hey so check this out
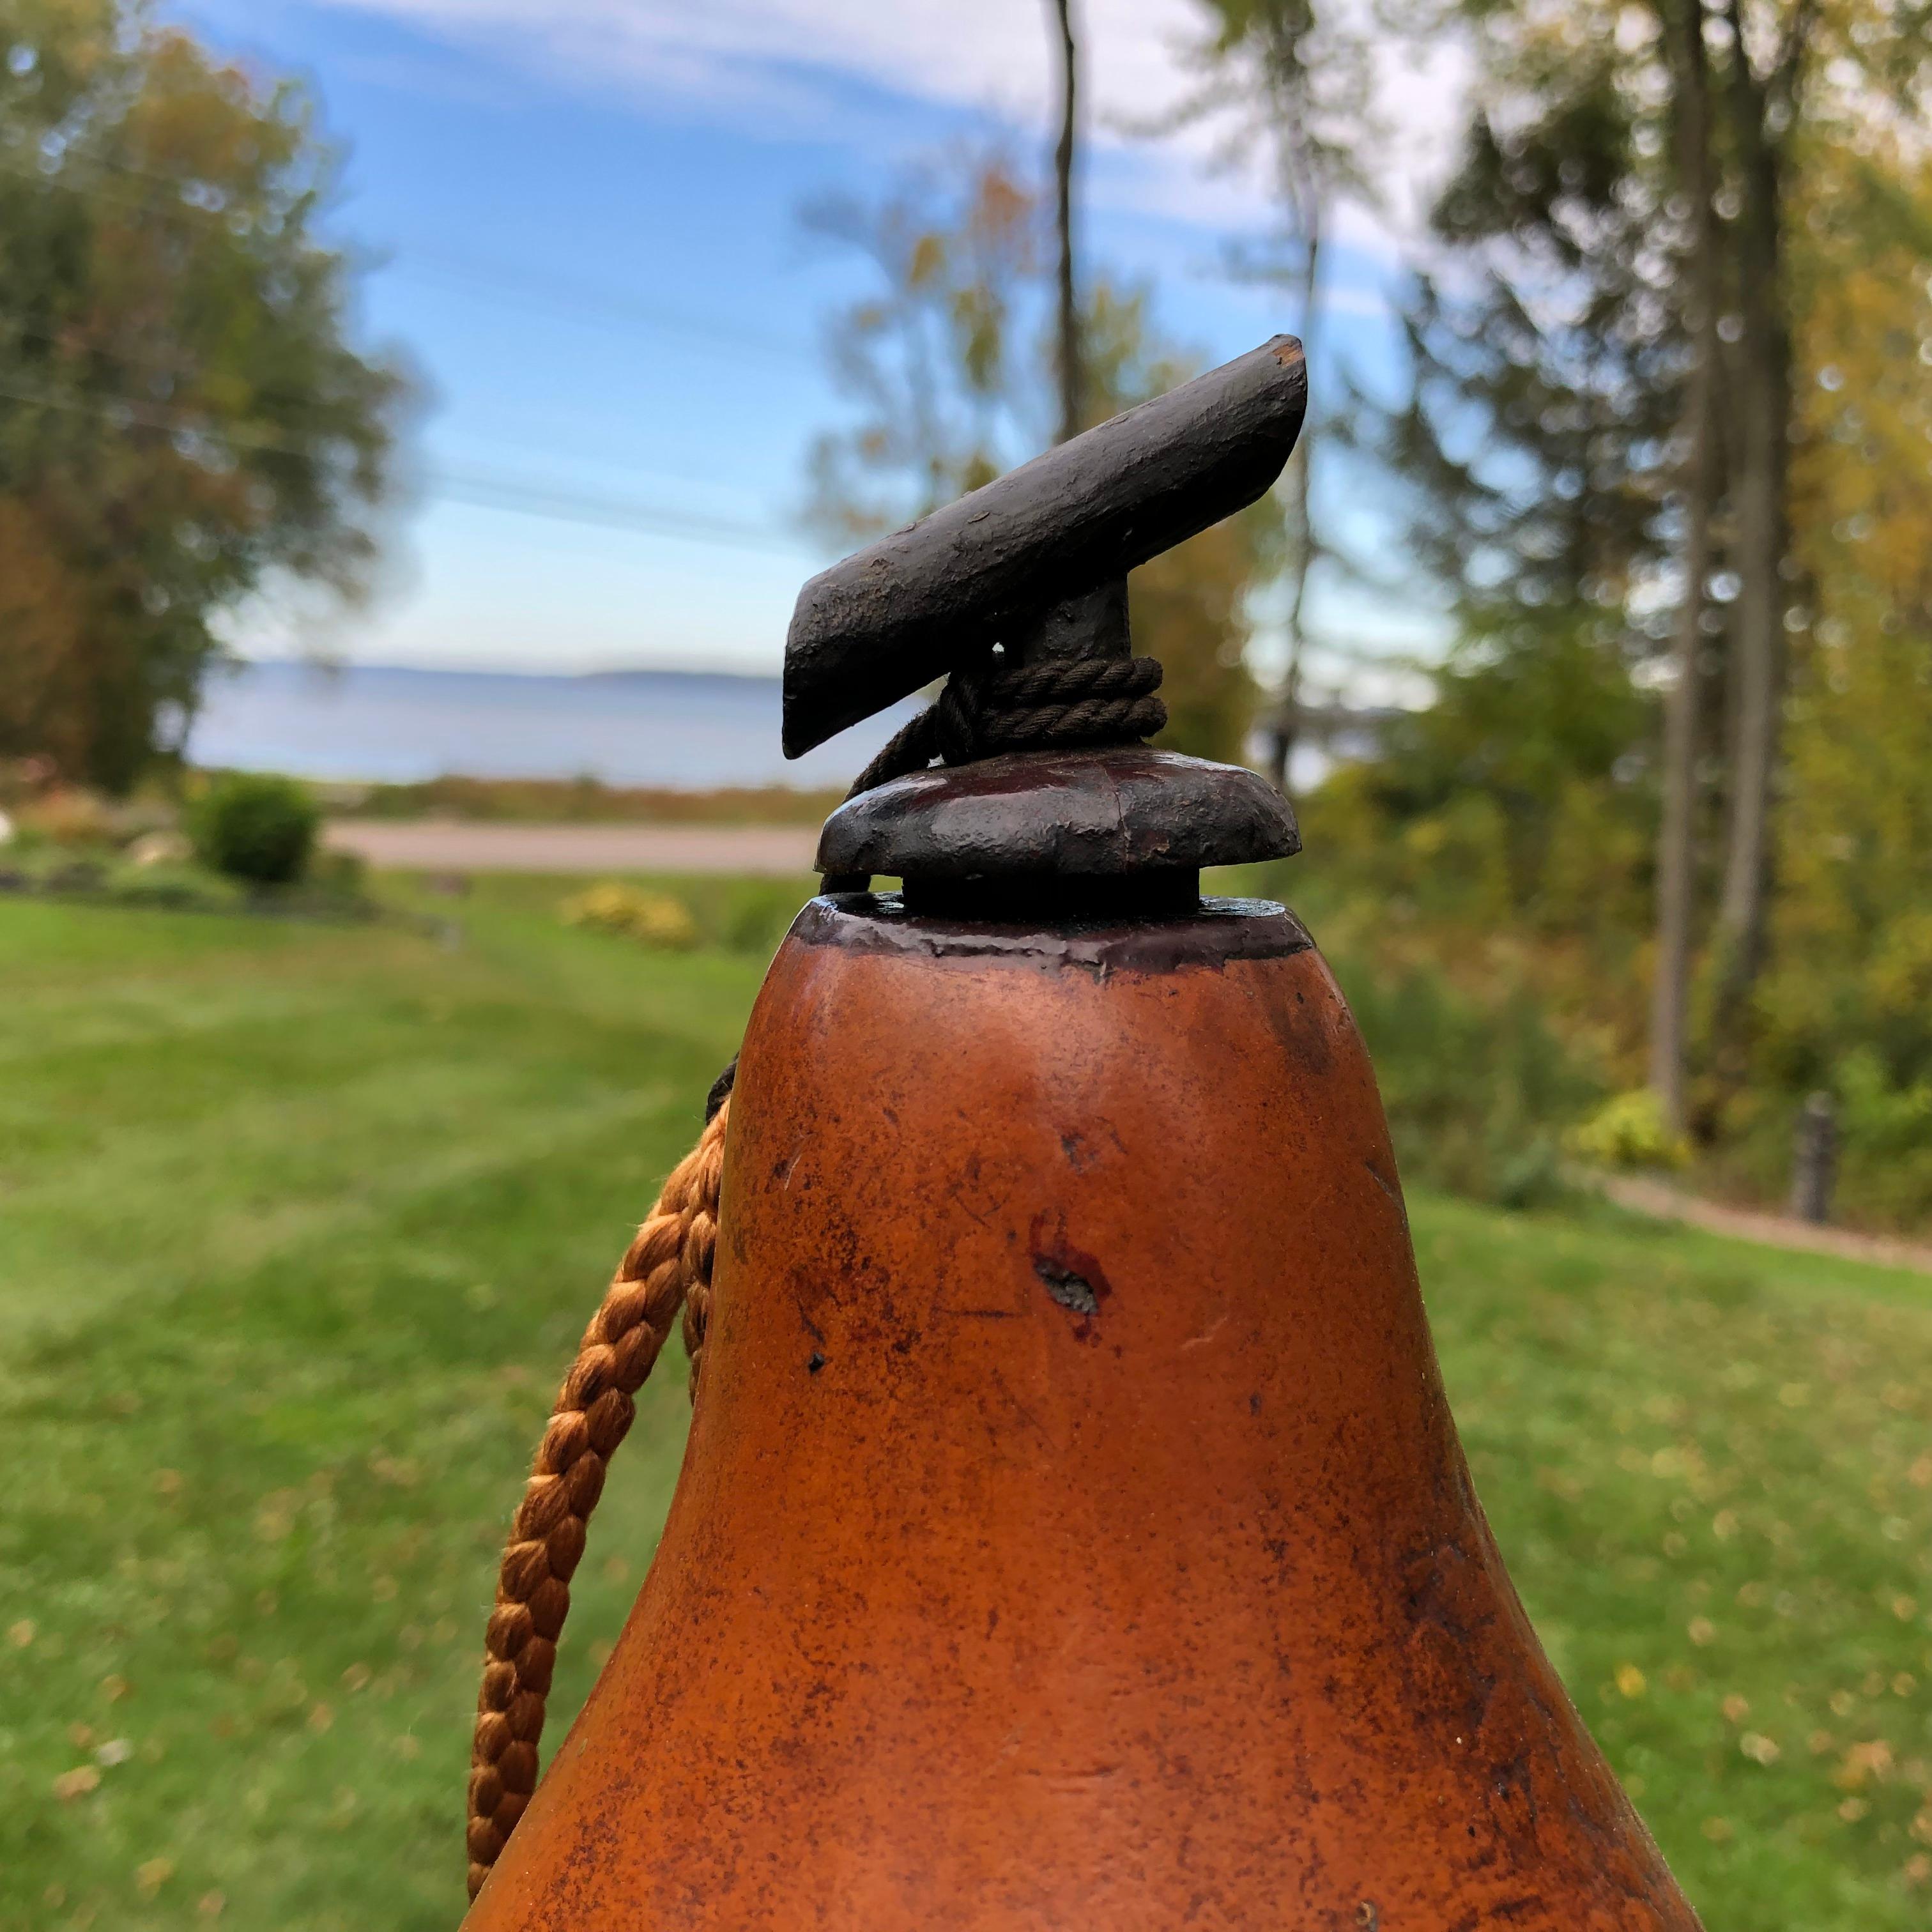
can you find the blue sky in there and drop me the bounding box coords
[170,0,1461,686]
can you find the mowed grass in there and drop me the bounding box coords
[0,882,1928,1930]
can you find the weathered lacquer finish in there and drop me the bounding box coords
[466,894,1701,1931]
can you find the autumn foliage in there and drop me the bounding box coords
[0,0,408,792]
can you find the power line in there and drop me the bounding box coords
[393,247,813,365]
[0,151,815,365]
[0,146,822,548]
[0,371,804,553]
[0,369,307,454]
[0,312,753,496]
[428,466,806,555]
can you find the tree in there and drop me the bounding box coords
[1047,0,1082,444]
[1372,15,1683,619]
[801,155,1042,549]
[1703,0,1807,1004]
[1365,0,1932,1111]
[802,153,1262,763]
[1750,113,1932,1224]
[1650,0,1724,1133]
[0,0,410,792]
[1677,0,1920,1006]
[1321,603,1653,934]
[1083,280,1266,764]
[1338,0,1932,1218]
[1177,0,1377,796]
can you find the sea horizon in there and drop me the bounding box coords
[187,658,921,792]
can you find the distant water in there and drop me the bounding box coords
[187,660,922,791]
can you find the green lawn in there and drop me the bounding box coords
[1,882,1928,1929]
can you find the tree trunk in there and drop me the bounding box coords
[1272,225,1322,801]
[1712,0,1798,1009]
[1650,0,1722,1135]
[1048,0,1082,444]
[1715,329,1786,999]
[1260,717,1291,793]
[1789,1091,1838,1223]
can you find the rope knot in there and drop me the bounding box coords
[847,647,1167,800]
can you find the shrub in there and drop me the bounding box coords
[1832,1050,1932,1229]
[188,774,319,885]
[1323,944,1599,1208]
[560,883,698,950]
[19,786,119,847]
[717,878,810,958]
[1565,1089,1691,1171]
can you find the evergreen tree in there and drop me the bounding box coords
[1363,0,1932,1146]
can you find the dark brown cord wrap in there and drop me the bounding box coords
[465,1094,729,1901]
[844,650,1165,801]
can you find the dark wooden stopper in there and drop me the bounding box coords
[784,337,1307,756]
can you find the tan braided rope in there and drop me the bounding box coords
[464,1096,728,1901]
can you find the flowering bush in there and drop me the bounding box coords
[1566,1090,1691,1172]
[560,883,698,951]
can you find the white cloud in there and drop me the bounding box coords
[314,0,1469,254]
[320,0,1184,128]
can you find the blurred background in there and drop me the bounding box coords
[2,0,1930,1926]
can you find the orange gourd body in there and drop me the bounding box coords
[466,894,1700,1931]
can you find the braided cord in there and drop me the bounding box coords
[465,1096,728,1901]
[843,650,1166,801]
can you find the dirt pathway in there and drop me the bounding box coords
[325,820,820,877]
[1595,1172,1932,1278]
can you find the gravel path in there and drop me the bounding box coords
[1596,1172,1932,1277]
[325,819,820,877]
